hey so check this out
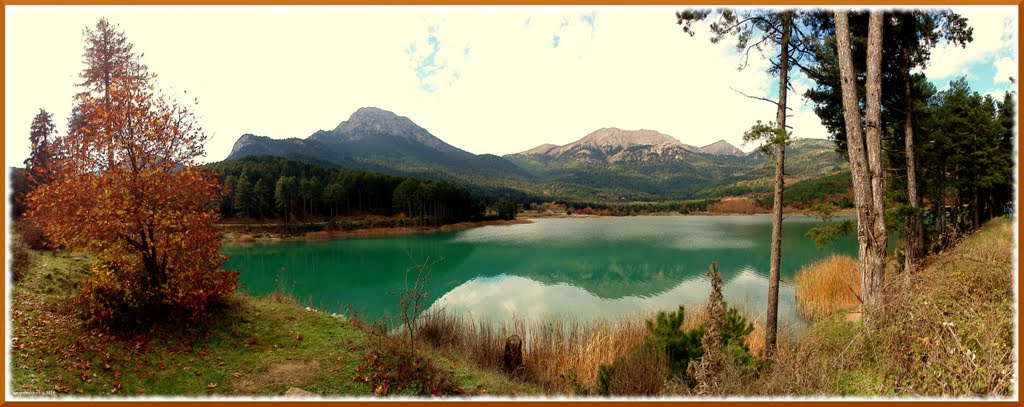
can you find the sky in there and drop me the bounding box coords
[5,6,1019,166]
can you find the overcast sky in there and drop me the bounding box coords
[5,6,1018,166]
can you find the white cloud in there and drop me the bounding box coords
[993,57,1017,84]
[924,8,1017,80]
[428,268,803,330]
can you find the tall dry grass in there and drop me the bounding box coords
[794,255,861,320]
[419,304,766,395]
[419,311,647,393]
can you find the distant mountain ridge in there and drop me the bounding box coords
[514,128,743,162]
[225,107,845,201]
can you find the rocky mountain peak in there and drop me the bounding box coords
[230,133,266,155]
[334,107,417,134]
[576,127,684,150]
[315,107,461,154]
[700,140,746,157]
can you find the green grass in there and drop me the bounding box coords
[9,246,539,398]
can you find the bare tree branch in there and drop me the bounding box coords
[730,86,794,111]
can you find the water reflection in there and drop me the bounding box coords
[222,215,863,327]
[427,266,804,332]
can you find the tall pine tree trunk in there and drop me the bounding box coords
[835,10,888,310]
[903,61,923,273]
[765,12,791,360]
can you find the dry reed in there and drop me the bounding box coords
[418,303,766,394]
[419,311,650,393]
[794,255,860,320]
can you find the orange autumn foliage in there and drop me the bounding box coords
[25,18,237,328]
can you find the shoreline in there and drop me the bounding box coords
[221,218,534,244]
[520,207,856,218]
[220,208,856,244]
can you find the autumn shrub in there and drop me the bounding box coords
[15,222,48,250]
[77,251,238,328]
[522,317,647,393]
[794,255,860,320]
[25,19,239,330]
[354,342,461,397]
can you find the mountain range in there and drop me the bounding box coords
[227,107,846,201]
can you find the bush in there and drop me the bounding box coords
[76,253,238,330]
[722,307,755,352]
[644,305,704,378]
[599,302,760,396]
[354,346,461,396]
[720,307,759,374]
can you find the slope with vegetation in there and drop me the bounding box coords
[763,217,1014,396]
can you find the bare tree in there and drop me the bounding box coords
[394,255,444,359]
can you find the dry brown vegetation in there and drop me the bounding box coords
[706,197,764,214]
[418,303,766,395]
[419,312,647,394]
[759,218,1014,397]
[794,255,861,320]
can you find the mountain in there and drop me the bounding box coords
[504,128,764,199]
[514,127,705,164]
[701,140,746,157]
[225,107,846,202]
[227,107,530,194]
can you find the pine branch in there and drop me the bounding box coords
[730,87,794,111]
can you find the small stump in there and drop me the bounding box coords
[503,335,523,375]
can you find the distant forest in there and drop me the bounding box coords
[211,156,480,225]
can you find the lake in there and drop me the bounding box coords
[222,216,861,332]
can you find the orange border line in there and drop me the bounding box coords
[1,2,1021,406]
[1,1,1023,6]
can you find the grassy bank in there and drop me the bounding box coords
[9,244,540,398]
